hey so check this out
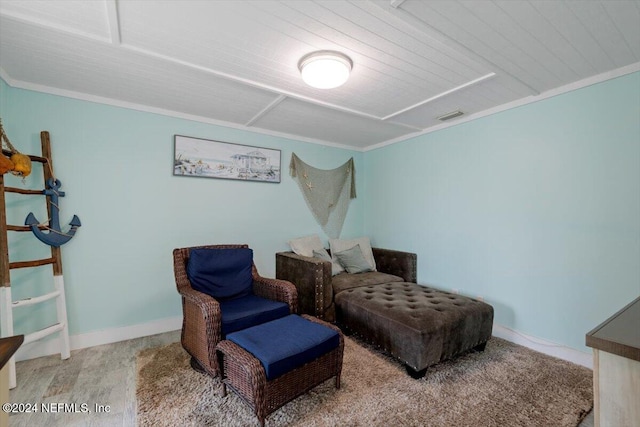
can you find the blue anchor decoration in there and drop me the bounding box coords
[25,178,81,247]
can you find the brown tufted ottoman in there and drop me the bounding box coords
[335,282,494,378]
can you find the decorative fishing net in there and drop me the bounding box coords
[290,153,356,238]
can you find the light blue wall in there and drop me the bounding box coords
[0,78,6,117]
[1,83,363,336]
[364,72,640,352]
[3,72,639,354]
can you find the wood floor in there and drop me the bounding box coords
[8,330,180,427]
[8,330,594,427]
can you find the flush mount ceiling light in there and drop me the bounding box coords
[298,51,353,89]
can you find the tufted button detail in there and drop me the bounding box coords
[335,281,494,371]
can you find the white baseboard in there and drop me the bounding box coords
[14,316,182,362]
[492,324,593,369]
[13,316,593,369]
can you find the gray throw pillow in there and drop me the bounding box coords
[313,248,331,262]
[313,249,342,276]
[334,244,373,274]
[329,237,376,272]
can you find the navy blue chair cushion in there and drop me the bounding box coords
[187,248,253,300]
[227,314,340,380]
[219,294,290,335]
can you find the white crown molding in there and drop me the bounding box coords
[0,67,361,152]
[2,7,638,152]
[365,62,640,152]
[2,61,638,154]
[12,314,592,370]
[0,67,12,87]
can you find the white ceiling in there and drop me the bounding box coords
[0,0,639,150]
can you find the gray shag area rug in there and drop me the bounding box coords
[136,336,592,427]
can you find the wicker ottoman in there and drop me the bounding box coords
[335,282,493,378]
[216,314,344,426]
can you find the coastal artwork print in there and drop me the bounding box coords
[173,135,281,183]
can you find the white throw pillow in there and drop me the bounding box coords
[329,237,377,273]
[288,234,324,258]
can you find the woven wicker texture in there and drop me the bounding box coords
[173,244,298,377]
[217,315,344,426]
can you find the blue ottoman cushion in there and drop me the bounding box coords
[219,294,290,335]
[226,314,340,380]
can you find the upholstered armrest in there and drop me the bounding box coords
[176,286,222,374]
[373,248,417,283]
[252,275,298,314]
[275,252,332,320]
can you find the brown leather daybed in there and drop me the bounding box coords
[276,248,494,378]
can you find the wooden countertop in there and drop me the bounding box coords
[586,296,640,362]
[0,335,23,370]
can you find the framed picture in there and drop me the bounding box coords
[173,135,281,183]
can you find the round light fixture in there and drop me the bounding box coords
[298,51,353,89]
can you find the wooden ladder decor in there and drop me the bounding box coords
[0,131,72,389]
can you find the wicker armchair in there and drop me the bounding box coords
[173,244,298,377]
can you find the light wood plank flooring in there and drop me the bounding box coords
[8,331,180,427]
[8,331,594,426]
